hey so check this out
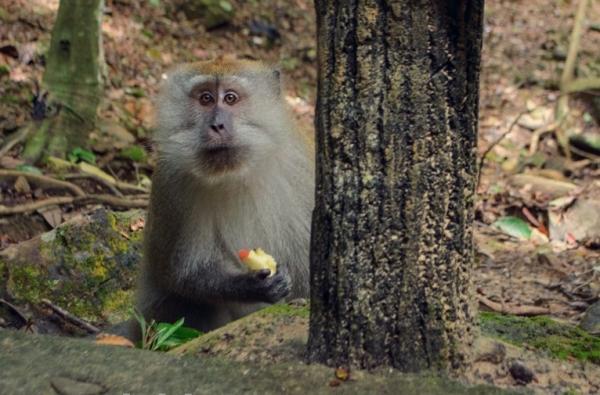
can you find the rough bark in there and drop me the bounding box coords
[23,0,104,162]
[307,0,484,373]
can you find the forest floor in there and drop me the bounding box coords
[1,0,600,394]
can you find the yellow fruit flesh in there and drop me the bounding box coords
[240,248,277,276]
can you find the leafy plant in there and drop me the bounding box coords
[133,308,201,351]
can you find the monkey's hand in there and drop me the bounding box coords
[242,264,291,304]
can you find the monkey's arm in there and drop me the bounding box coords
[171,259,291,304]
[143,230,291,305]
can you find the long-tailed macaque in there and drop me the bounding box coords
[134,57,314,337]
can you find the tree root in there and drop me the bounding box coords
[477,295,550,317]
[64,173,124,197]
[0,169,86,197]
[0,194,148,215]
[0,169,149,215]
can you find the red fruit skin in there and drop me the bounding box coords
[238,250,251,260]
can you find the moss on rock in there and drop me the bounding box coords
[0,208,144,329]
[481,311,600,364]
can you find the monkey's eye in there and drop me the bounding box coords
[199,93,214,105]
[224,93,238,105]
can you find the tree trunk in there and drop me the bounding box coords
[23,0,104,162]
[307,0,484,373]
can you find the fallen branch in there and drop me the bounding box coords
[41,298,99,334]
[0,298,29,324]
[477,295,550,317]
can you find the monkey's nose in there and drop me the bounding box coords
[209,123,228,139]
[210,123,225,133]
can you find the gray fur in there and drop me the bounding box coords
[132,61,314,339]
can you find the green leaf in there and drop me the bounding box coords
[493,216,532,239]
[0,70,16,83]
[490,184,503,194]
[132,308,148,348]
[153,318,185,350]
[149,0,160,6]
[68,147,96,165]
[14,165,43,175]
[170,326,202,340]
[141,29,153,38]
[128,88,146,98]
[120,146,147,162]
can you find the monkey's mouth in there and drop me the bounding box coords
[200,145,244,172]
[205,146,232,155]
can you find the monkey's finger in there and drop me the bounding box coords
[255,269,272,280]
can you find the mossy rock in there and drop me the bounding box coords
[0,208,143,334]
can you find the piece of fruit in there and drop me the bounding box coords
[238,248,277,277]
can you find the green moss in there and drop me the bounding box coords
[481,311,600,364]
[84,253,109,282]
[8,265,46,303]
[106,211,118,231]
[258,303,310,318]
[101,289,134,323]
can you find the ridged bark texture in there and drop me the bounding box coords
[307,0,484,373]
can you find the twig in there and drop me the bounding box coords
[528,118,563,155]
[64,173,124,197]
[41,298,99,334]
[568,145,600,162]
[0,298,29,324]
[477,108,531,188]
[572,270,598,294]
[0,170,86,197]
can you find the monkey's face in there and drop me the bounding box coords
[155,59,286,184]
[189,80,251,175]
